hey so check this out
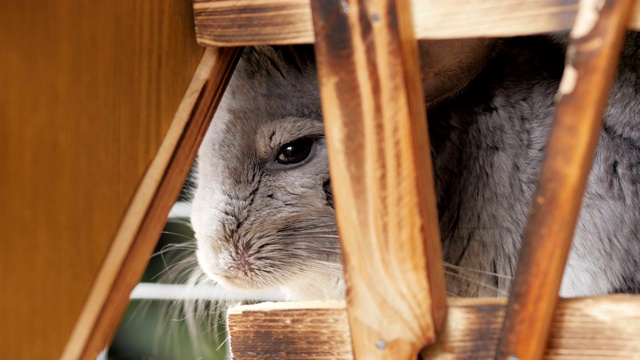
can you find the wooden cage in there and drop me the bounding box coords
[191,1,640,359]
[2,0,640,359]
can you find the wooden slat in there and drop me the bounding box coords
[0,2,203,358]
[61,46,243,360]
[193,0,640,46]
[228,301,353,360]
[310,0,447,358]
[496,0,634,359]
[227,296,640,359]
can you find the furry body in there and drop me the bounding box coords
[191,35,640,300]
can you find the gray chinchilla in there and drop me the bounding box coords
[190,34,640,301]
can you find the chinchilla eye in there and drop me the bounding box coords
[276,138,314,165]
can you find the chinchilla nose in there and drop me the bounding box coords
[227,250,254,276]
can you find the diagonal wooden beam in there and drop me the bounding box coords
[495,0,634,359]
[310,0,447,358]
[61,46,243,360]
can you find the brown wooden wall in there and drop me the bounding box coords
[0,1,204,358]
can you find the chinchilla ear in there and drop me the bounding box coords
[419,38,497,104]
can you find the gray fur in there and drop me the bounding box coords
[191,47,344,300]
[191,36,640,300]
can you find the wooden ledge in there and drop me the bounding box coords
[227,295,640,359]
[193,0,640,46]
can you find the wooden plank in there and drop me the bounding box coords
[228,301,353,360]
[61,46,243,359]
[496,1,633,359]
[193,0,640,46]
[0,2,203,358]
[227,296,640,359]
[310,0,447,358]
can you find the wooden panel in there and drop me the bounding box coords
[0,1,203,359]
[496,0,633,359]
[311,0,447,358]
[193,0,640,46]
[227,296,640,359]
[62,46,243,360]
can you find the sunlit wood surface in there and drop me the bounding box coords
[0,1,204,358]
[311,0,447,358]
[227,296,640,359]
[193,0,640,46]
[497,0,634,358]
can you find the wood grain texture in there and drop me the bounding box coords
[311,0,447,358]
[62,46,243,360]
[496,0,634,359]
[194,0,314,45]
[193,0,640,46]
[227,296,640,359]
[0,1,204,358]
[227,301,353,360]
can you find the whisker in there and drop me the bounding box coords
[161,231,197,242]
[278,230,338,236]
[444,270,508,296]
[216,335,231,351]
[152,243,196,258]
[444,263,513,279]
[152,257,198,281]
[166,219,193,227]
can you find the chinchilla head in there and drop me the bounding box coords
[191,46,344,300]
[190,40,500,301]
[191,34,640,301]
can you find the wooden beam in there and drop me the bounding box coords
[310,0,447,358]
[193,0,640,46]
[61,46,243,360]
[227,296,640,359]
[496,1,633,359]
[228,301,353,360]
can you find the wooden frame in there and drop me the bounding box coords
[227,296,640,359]
[497,0,634,357]
[193,0,640,46]
[49,0,640,359]
[311,0,447,357]
[191,0,640,359]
